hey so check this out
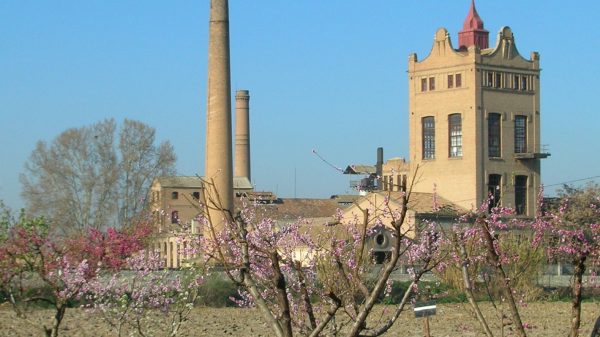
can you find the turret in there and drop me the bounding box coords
[458,0,489,50]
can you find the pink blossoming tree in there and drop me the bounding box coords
[544,183,600,337]
[0,215,90,337]
[85,250,206,337]
[200,177,446,337]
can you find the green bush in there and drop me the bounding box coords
[197,275,240,307]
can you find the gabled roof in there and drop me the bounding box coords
[153,176,253,191]
[344,165,376,175]
[351,191,464,216]
[259,198,342,221]
[154,176,203,188]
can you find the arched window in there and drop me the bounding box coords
[171,210,179,224]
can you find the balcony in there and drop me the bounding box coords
[515,144,551,160]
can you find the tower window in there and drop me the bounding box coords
[422,116,435,160]
[513,74,520,90]
[171,191,179,200]
[192,191,200,200]
[488,113,501,158]
[514,116,527,153]
[521,76,528,91]
[447,74,454,89]
[449,114,462,157]
[515,175,528,215]
[421,78,427,92]
[494,72,501,88]
[486,72,493,87]
[488,174,502,211]
[171,210,179,224]
[429,77,435,91]
[455,73,462,87]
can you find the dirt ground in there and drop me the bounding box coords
[1,302,598,336]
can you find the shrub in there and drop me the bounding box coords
[196,274,239,307]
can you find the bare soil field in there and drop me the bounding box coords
[1,302,598,336]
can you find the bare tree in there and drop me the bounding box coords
[20,119,175,233]
[118,119,176,226]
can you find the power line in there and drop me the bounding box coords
[312,149,344,173]
[544,175,600,188]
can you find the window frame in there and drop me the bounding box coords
[429,77,435,91]
[448,113,462,158]
[422,116,436,160]
[447,74,454,89]
[515,175,528,215]
[455,73,462,88]
[488,174,502,211]
[514,115,527,154]
[171,210,179,224]
[488,113,501,158]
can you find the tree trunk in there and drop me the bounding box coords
[479,218,527,337]
[347,193,410,337]
[590,314,600,337]
[271,252,293,337]
[47,304,66,337]
[570,256,586,337]
[457,236,494,337]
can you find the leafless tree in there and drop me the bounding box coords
[20,119,175,233]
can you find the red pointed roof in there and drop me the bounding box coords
[458,0,489,50]
[462,0,484,30]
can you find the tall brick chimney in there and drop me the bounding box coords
[234,90,251,181]
[205,0,233,228]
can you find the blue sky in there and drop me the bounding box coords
[1,1,599,211]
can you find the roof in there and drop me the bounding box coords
[357,191,464,215]
[344,165,376,175]
[257,198,342,221]
[462,0,485,31]
[153,176,253,191]
[330,194,361,205]
[407,192,463,215]
[154,176,204,188]
[233,176,253,190]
